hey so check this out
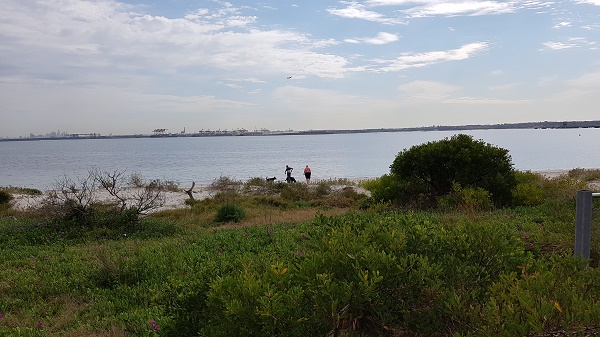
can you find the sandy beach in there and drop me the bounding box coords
[8,180,373,214]
[6,169,599,213]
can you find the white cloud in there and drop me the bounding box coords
[327,2,405,24]
[554,21,571,29]
[542,41,577,50]
[344,0,555,19]
[229,78,267,83]
[378,42,489,72]
[345,32,399,45]
[576,0,600,6]
[542,39,585,50]
[442,96,531,104]
[401,1,516,18]
[0,0,351,86]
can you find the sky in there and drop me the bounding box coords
[1,0,600,137]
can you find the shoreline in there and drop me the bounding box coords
[6,179,373,214]
[5,169,599,213]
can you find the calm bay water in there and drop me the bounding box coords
[1,128,599,189]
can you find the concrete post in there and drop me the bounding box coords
[575,190,593,259]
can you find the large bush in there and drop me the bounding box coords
[390,134,517,207]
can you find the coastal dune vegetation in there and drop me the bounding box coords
[0,134,599,336]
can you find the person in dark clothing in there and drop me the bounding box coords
[285,165,294,183]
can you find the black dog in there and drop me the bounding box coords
[266,177,276,182]
[286,176,296,183]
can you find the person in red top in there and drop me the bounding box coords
[303,165,311,184]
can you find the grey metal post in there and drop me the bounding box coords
[575,190,593,259]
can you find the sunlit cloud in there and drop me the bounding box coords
[377,42,489,72]
[401,1,516,18]
[576,0,600,6]
[554,21,571,28]
[327,2,405,24]
[0,0,351,85]
[344,32,399,45]
[542,41,578,50]
[542,37,592,50]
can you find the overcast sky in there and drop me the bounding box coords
[1,0,600,137]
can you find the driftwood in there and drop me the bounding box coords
[185,181,195,200]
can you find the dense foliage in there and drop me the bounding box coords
[1,168,599,336]
[1,195,599,336]
[214,204,246,223]
[389,134,517,207]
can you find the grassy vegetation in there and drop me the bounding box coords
[0,170,599,336]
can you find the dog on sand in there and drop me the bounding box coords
[266,177,276,182]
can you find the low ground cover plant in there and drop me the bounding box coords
[0,199,598,336]
[1,147,599,335]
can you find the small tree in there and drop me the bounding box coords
[390,134,516,207]
[41,169,167,227]
[93,168,166,214]
[43,173,98,220]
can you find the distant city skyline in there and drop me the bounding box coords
[6,119,600,141]
[2,0,600,138]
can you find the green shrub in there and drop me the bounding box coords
[251,195,289,208]
[511,171,544,206]
[245,177,266,187]
[360,174,427,206]
[390,134,517,207]
[541,177,587,201]
[358,198,395,213]
[567,167,600,182]
[201,213,529,336]
[512,182,544,206]
[314,182,331,197]
[438,183,493,212]
[215,204,246,223]
[0,186,42,195]
[315,194,354,208]
[515,170,544,185]
[212,191,242,204]
[210,176,242,194]
[280,183,311,201]
[0,190,13,204]
[148,178,179,192]
[471,255,600,336]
